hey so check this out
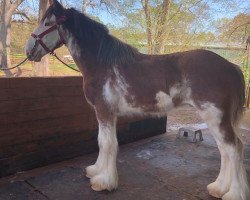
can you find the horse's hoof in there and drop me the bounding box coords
[90,173,118,192]
[222,188,250,200]
[91,183,104,191]
[86,165,99,178]
[222,192,239,200]
[207,181,227,198]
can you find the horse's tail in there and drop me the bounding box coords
[230,64,246,160]
[231,64,245,126]
[230,65,250,199]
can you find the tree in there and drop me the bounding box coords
[82,0,115,14]
[216,13,250,45]
[147,0,170,53]
[34,0,50,76]
[118,0,208,54]
[0,0,25,77]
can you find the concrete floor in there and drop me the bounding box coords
[0,128,250,200]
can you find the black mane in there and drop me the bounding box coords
[43,6,138,66]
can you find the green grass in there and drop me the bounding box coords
[0,57,81,77]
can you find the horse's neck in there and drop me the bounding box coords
[65,34,96,74]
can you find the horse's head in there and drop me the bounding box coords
[25,0,66,62]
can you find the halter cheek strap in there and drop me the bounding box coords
[31,16,67,54]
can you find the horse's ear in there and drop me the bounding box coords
[51,0,65,17]
[49,0,61,6]
[48,0,53,6]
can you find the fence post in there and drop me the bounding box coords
[247,79,250,108]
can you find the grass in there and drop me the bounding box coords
[0,57,81,77]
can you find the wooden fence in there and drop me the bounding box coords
[0,77,166,177]
[247,81,250,108]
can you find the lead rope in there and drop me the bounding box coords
[0,57,29,70]
[0,54,80,73]
[50,52,80,72]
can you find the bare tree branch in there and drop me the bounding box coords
[13,10,31,21]
[10,0,25,12]
[229,21,250,37]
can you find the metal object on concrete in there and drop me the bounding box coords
[177,127,204,142]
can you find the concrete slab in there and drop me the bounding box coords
[0,129,250,200]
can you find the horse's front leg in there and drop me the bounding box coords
[86,114,118,191]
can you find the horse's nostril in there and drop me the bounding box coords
[26,50,31,56]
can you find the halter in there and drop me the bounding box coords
[30,16,67,55]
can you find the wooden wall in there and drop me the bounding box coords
[0,77,166,177]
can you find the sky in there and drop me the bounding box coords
[17,0,250,31]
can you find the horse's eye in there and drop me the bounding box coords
[45,22,51,26]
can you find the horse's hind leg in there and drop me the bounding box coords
[220,130,250,200]
[198,103,231,197]
[198,103,250,200]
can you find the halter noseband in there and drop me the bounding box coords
[31,16,67,55]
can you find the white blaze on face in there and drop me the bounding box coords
[25,15,62,61]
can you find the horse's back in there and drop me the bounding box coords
[175,49,244,104]
[172,49,245,124]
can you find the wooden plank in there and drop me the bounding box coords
[0,77,166,178]
[8,77,82,88]
[0,133,99,176]
[1,130,97,159]
[0,113,98,145]
[0,96,89,114]
[0,118,166,177]
[0,78,10,89]
[0,86,84,101]
[0,105,92,125]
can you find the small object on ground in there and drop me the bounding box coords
[63,55,74,62]
[177,127,203,142]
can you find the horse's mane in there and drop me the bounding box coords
[43,6,138,66]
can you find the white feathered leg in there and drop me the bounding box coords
[86,117,118,191]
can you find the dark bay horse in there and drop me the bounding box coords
[25,1,250,199]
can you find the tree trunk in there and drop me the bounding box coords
[0,1,13,77]
[141,0,153,54]
[154,0,170,54]
[82,0,88,14]
[34,0,50,76]
[0,0,24,77]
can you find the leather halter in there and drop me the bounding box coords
[31,16,67,54]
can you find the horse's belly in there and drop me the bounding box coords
[117,91,175,117]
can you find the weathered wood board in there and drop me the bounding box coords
[0,77,166,177]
